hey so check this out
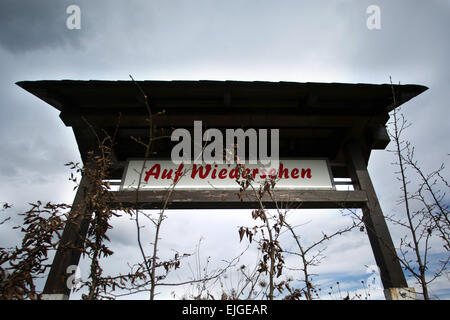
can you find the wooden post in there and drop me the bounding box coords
[42,173,93,300]
[346,141,411,299]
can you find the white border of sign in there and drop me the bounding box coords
[120,159,335,191]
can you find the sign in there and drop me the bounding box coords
[120,159,334,191]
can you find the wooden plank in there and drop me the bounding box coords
[110,189,368,209]
[43,174,93,297]
[346,141,408,290]
[60,111,383,128]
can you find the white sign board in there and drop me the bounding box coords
[120,160,333,191]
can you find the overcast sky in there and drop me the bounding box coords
[0,0,449,300]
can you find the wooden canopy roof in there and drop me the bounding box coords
[17,80,427,179]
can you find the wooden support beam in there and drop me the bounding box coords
[60,111,385,129]
[110,189,368,210]
[346,141,408,291]
[42,174,93,299]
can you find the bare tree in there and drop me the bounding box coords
[235,166,286,300]
[282,213,362,300]
[234,163,362,300]
[384,77,449,299]
[0,201,68,299]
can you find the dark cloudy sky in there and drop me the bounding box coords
[0,0,449,299]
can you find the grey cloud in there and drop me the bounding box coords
[0,0,449,299]
[335,1,450,77]
[0,0,88,53]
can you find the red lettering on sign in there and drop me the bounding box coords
[143,162,312,183]
[260,168,267,178]
[211,165,218,179]
[278,163,289,179]
[174,164,184,183]
[229,167,239,179]
[268,168,277,179]
[144,164,161,182]
[218,168,227,179]
[161,168,173,179]
[301,168,312,179]
[252,168,259,179]
[242,168,251,179]
[191,164,211,179]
